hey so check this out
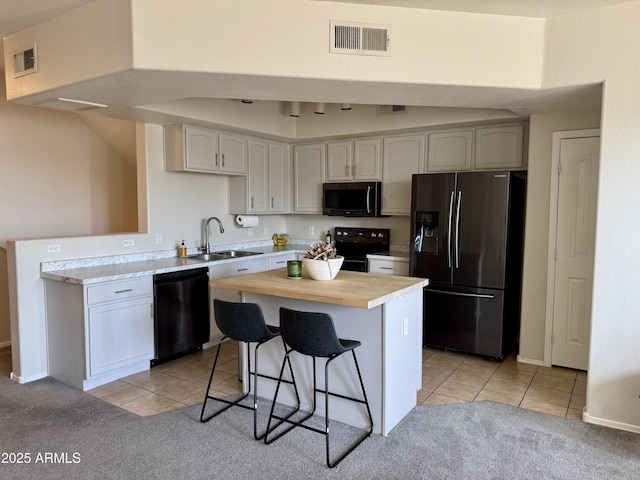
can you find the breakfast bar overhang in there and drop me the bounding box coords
[210,269,429,436]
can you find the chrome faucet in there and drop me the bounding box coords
[203,216,225,254]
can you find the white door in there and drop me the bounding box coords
[549,134,600,370]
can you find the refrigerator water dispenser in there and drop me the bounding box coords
[415,211,438,254]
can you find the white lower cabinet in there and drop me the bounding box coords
[45,277,154,391]
[88,298,154,377]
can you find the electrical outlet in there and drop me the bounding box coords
[155,233,163,245]
[47,244,61,253]
[248,228,254,237]
[123,239,135,247]
[263,227,269,235]
[403,318,409,336]
[308,226,314,235]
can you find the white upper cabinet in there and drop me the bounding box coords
[293,143,326,214]
[427,129,473,172]
[218,131,248,174]
[247,138,269,212]
[474,124,524,170]
[229,138,290,214]
[382,133,425,215]
[267,142,291,213]
[327,138,381,181]
[164,124,247,175]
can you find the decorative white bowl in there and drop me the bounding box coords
[302,256,345,281]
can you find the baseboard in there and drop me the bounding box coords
[10,371,48,384]
[583,409,640,434]
[516,354,545,366]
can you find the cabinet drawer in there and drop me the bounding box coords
[268,253,297,270]
[368,259,409,276]
[87,278,153,305]
[210,258,269,279]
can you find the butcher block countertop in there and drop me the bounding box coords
[210,268,429,310]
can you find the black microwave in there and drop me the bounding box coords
[322,181,383,217]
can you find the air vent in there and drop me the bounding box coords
[377,105,407,116]
[13,45,38,78]
[330,21,391,56]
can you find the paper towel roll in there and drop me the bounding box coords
[235,215,259,228]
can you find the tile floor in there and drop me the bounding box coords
[0,343,586,421]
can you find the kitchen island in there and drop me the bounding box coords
[210,268,428,435]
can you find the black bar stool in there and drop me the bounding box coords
[264,307,373,468]
[200,299,297,440]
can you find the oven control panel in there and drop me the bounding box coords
[334,227,389,244]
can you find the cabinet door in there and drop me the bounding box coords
[382,134,425,215]
[247,138,269,213]
[184,125,219,172]
[327,141,352,181]
[427,130,473,172]
[88,298,154,377]
[293,144,326,213]
[354,138,382,180]
[219,132,247,175]
[268,142,290,213]
[474,125,524,170]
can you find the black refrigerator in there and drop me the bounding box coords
[409,171,526,359]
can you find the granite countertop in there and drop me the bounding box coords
[210,268,428,309]
[41,244,305,285]
[367,250,410,262]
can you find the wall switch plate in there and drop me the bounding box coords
[263,227,269,235]
[47,244,61,253]
[123,239,135,247]
[248,228,254,237]
[403,317,409,336]
[155,233,163,244]
[309,226,314,235]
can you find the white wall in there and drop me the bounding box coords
[0,77,138,348]
[542,2,640,431]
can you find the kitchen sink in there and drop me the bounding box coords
[215,250,263,257]
[186,253,229,261]
[186,250,263,262]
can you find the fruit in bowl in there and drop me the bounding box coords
[302,242,344,280]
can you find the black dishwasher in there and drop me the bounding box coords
[152,267,210,365]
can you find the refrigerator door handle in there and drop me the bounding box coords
[426,289,495,299]
[448,191,455,268]
[455,190,462,268]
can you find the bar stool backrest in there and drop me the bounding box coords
[279,307,344,358]
[214,299,274,343]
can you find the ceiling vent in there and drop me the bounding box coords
[330,21,391,56]
[377,105,407,116]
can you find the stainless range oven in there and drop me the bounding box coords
[334,227,390,272]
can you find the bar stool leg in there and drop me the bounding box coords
[200,336,251,423]
[264,348,311,443]
[323,350,373,468]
